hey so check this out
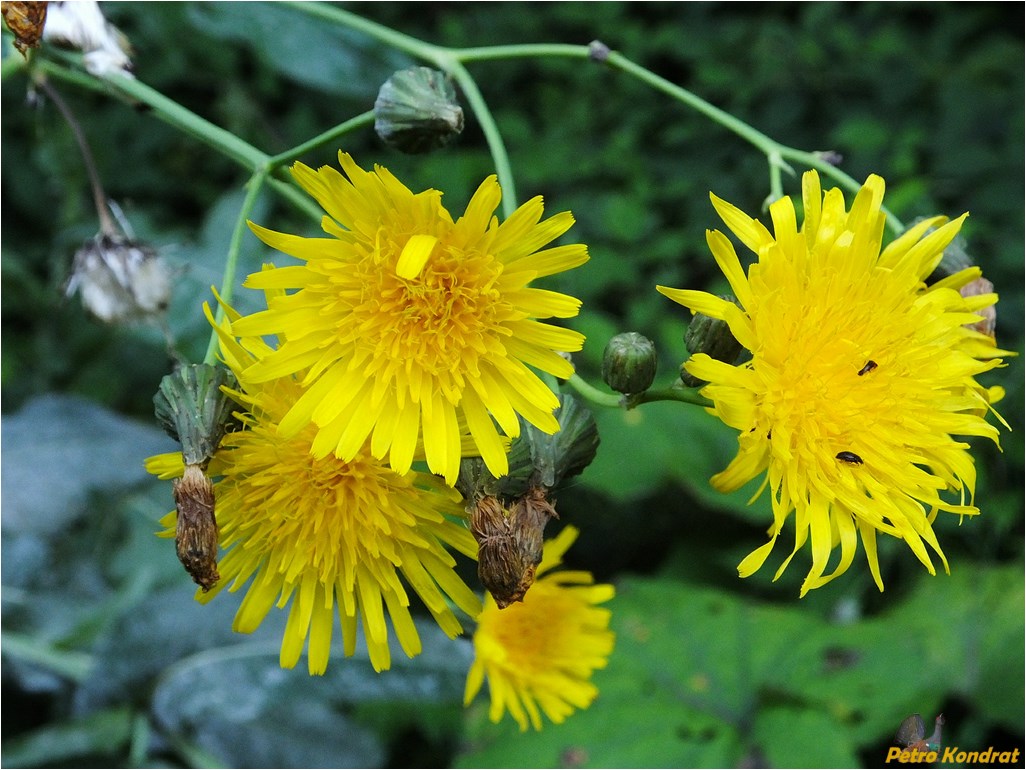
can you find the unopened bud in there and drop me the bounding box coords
[374,66,463,154]
[65,234,170,323]
[471,488,558,608]
[682,301,743,386]
[602,332,657,394]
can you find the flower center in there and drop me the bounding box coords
[346,233,513,399]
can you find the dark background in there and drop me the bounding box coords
[2,3,1022,767]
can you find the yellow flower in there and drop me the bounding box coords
[464,526,615,731]
[230,152,589,486]
[147,303,481,675]
[658,171,1010,596]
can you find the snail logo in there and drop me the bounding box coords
[896,713,945,753]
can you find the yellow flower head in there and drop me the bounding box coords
[464,526,615,731]
[231,152,589,486]
[147,303,481,675]
[658,170,1010,596]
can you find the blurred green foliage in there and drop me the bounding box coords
[2,3,1022,768]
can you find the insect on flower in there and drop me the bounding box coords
[857,360,878,376]
[836,451,864,465]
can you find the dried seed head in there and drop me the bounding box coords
[65,234,170,324]
[173,464,219,591]
[42,0,134,77]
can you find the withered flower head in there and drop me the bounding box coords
[65,233,171,324]
[1,1,48,55]
[471,489,559,609]
[172,464,219,591]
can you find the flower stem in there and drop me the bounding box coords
[35,59,268,170]
[564,374,624,409]
[266,111,376,169]
[35,76,118,236]
[446,59,518,216]
[204,171,267,365]
[288,2,520,213]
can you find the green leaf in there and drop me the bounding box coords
[150,618,471,768]
[0,706,133,768]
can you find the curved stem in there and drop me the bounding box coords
[630,385,713,409]
[564,373,623,409]
[289,1,437,61]
[445,59,517,215]
[266,110,376,169]
[289,2,519,213]
[36,59,268,170]
[203,171,267,364]
[565,372,714,410]
[35,77,118,236]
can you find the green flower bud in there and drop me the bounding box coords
[154,364,241,468]
[602,332,657,394]
[374,66,464,154]
[682,300,744,387]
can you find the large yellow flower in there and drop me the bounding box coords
[658,171,1010,596]
[464,526,615,731]
[230,152,588,486]
[147,303,481,674]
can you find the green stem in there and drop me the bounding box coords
[630,385,713,409]
[455,43,590,63]
[266,110,376,169]
[37,61,268,169]
[290,1,435,61]
[600,49,903,233]
[446,59,518,216]
[565,374,624,409]
[204,171,267,364]
[566,373,713,410]
[266,174,323,221]
[289,2,519,213]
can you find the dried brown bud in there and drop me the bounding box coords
[1,1,48,55]
[959,276,997,338]
[172,463,219,591]
[471,488,558,608]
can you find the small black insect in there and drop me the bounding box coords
[836,451,864,465]
[857,360,878,376]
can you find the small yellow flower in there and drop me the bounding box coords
[147,303,481,674]
[230,152,589,486]
[658,170,1010,596]
[464,526,615,731]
